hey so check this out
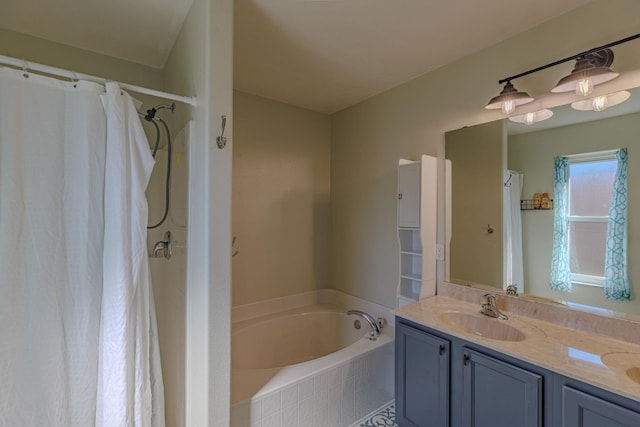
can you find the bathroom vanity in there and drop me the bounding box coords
[394,287,640,427]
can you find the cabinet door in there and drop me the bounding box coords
[462,348,542,427]
[398,163,421,228]
[563,386,640,427]
[395,323,449,427]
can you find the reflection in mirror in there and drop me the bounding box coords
[445,87,640,315]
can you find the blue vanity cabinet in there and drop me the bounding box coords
[396,316,640,427]
[556,377,640,427]
[395,321,450,427]
[460,348,542,427]
[396,318,550,427]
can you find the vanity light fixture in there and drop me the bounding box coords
[508,109,554,125]
[486,33,640,115]
[570,90,631,112]
[551,48,619,96]
[485,81,534,114]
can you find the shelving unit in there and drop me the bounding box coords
[399,232,423,301]
[397,155,438,307]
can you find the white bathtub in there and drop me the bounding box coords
[230,290,395,427]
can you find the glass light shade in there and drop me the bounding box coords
[552,59,619,93]
[571,90,630,111]
[486,81,534,113]
[508,109,554,125]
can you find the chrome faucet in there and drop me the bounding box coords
[481,294,508,320]
[152,231,172,259]
[506,284,519,296]
[347,310,384,341]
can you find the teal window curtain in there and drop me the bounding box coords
[550,156,571,292]
[604,148,630,301]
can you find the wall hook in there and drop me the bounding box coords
[216,115,227,149]
[22,60,29,78]
[487,224,494,234]
[232,235,239,257]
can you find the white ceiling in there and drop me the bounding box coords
[1,0,595,114]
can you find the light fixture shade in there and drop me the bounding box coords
[571,90,630,111]
[551,49,619,93]
[508,109,554,125]
[485,81,534,112]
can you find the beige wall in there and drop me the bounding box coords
[232,91,331,305]
[330,0,640,308]
[509,113,640,315]
[0,28,163,89]
[446,121,505,288]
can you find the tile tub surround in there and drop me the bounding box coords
[394,294,640,403]
[231,290,395,427]
[230,344,395,427]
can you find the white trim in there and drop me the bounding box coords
[0,54,197,106]
[564,153,617,288]
[567,215,608,222]
[565,149,617,163]
[571,273,605,287]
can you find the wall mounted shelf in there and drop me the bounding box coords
[520,199,554,210]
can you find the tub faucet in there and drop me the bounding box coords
[347,310,384,341]
[481,294,508,320]
[152,231,172,259]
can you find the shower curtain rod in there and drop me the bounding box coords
[0,54,196,106]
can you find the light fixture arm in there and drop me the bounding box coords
[497,32,640,85]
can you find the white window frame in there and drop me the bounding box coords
[566,150,617,288]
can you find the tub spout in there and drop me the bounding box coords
[347,310,384,341]
[152,231,172,259]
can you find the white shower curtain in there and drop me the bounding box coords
[503,171,524,292]
[0,68,164,426]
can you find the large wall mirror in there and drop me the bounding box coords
[445,86,640,316]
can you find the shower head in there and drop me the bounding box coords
[155,103,175,112]
[143,103,175,122]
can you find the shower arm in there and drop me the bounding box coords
[138,103,175,230]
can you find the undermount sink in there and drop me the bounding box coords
[600,352,640,384]
[438,311,526,342]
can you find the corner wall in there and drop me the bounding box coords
[163,0,234,424]
[232,91,331,306]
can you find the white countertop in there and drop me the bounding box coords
[394,295,640,403]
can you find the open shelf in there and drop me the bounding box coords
[399,228,422,253]
[401,253,422,280]
[521,199,553,210]
[399,277,421,301]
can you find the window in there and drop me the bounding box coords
[566,155,617,286]
[550,148,630,301]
